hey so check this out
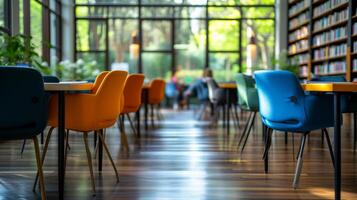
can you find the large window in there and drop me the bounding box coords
[18,0,62,66]
[0,0,10,34]
[75,0,275,82]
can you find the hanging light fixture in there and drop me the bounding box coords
[130,31,140,59]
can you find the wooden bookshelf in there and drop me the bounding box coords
[288,0,356,80]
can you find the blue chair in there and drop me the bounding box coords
[254,70,335,189]
[21,75,60,154]
[0,67,48,199]
[311,75,357,150]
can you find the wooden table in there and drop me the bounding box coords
[219,83,237,135]
[302,82,357,200]
[44,82,93,200]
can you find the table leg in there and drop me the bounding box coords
[98,130,103,171]
[226,89,230,135]
[136,108,141,138]
[334,93,341,200]
[58,91,65,200]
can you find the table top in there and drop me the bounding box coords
[219,83,237,89]
[44,82,93,91]
[302,82,357,92]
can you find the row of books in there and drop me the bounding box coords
[299,65,309,77]
[353,23,357,35]
[292,53,309,65]
[313,44,347,59]
[313,61,346,75]
[353,41,357,53]
[289,12,309,30]
[289,26,309,42]
[289,40,309,54]
[312,27,347,46]
[313,0,348,17]
[289,0,310,17]
[353,59,357,71]
[313,9,348,31]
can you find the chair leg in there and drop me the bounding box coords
[65,129,71,151]
[293,133,308,189]
[321,129,324,147]
[150,104,155,128]
[322,128,335,168]
[237,112,253,148]
[41,132,44,145]
[263,127,272,173]
[285,132,288,145]
[98,130,119,183]
[119,115,129,151]
[233,105,240,129]
[126,113,137,136]
[83,132,96,194]
[241,112,257,154]
[33,136,47,200]
[20,139,26,155]
[33,127,54,191]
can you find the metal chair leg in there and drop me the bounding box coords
[98,130,119,183]
[241,112,257,153]
[20,139,26,155]
[33,136,47,200]
[33,127,55,191]
[263,127,272,173]
[293,133,307,189]
[237,112,253,148]
[322,128,335,168]
[285,132,288,145]
[83,132,96,194]
[126,113,137,136]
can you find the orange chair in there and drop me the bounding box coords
[148,79,166,127]
[118,74,145,151]
[36,70,128,194]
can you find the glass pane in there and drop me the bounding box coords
[141,6,173,18]
[209,53,239,82]
[76,6,107,17]
[175,20,206,85]
[241,7,275,18]
[31,0,43,56]
[108,7,138,18]
[174,6,206,18]
[142,53,172,80]
[76,20,106,51]
[142,20,171,50]
[50,13,58,65]
[208,7,241,18]
[241,19,275,73]
[108,19,139,74]
[209,20,239,51]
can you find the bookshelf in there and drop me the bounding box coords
[287,0,357,81]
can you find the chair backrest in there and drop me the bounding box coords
[123,74,145,112]
[43,75,60,83]
[254,70,306,124]
[0,67,48,139]
[148,79,166,104]
[95,70,128,121]
[236,73,259,111]
[206,78,219,103]
[92,71,110,93]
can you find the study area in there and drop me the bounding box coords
[0,0,357,199]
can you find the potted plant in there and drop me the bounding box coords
[0,33,51,74]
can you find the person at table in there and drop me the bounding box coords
[184,68,213,118]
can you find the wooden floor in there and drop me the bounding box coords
[0,110,357,199]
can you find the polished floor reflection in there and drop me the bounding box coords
[0,110,357,199]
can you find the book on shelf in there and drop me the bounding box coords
[313,26,347,46]
[313,0,349,17]
[353,59,357,71]
[299,65,309,77]
[313,61,346,75]
[289,0,310,17]
[289,26,309,42]
[313,9,348,31]
[289,12,309,30]
[313,44,346,60]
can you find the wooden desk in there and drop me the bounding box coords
[303,82,357,200]
[44,82,93,200]
[219,82,237,89]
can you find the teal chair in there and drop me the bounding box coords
[235,74,259,153]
